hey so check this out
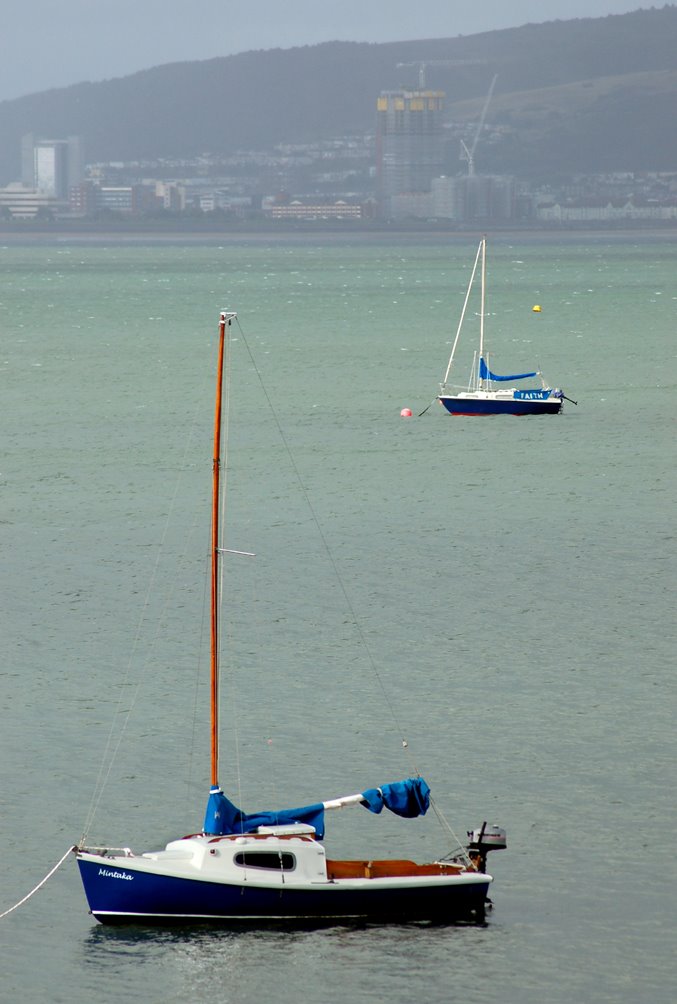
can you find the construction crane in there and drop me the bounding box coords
[396,59,486,90]
[459,73,498,176]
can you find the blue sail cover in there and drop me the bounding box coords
[204,787,326,838]
[204,777,431,838]
[479,357,537,382]
[360,777,431,818]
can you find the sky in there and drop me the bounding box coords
[0,0,651,102]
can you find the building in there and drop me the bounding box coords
[262,197,363,220]
[390,191,434,220]
[0,183,63,219]
[453,175,517,221]
[21,134,84,199]
[69,181,99,216]
[375,90,445,219]
[536,197,677,224]
[155,181,186,212]
[390,174,518,223]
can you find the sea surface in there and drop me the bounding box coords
[1,231,675,1003]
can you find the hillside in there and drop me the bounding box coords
[448,67,677,178]
[1,6,676,184]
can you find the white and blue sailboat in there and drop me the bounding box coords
[437,237,568,416]
[76,311,505,925]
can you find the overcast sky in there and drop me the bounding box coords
[1,0,649,102]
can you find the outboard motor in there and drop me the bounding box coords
[467,822,507,873]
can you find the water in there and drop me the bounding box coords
[1,233,675,1002]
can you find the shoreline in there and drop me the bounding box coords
[1,222,676,245]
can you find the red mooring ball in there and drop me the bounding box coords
[400,408,413,417]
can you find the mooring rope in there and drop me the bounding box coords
[0,845,76,920]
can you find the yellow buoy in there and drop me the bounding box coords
[532,304,542,312]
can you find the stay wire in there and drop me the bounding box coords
[217,322,246,808]
[233,320,470,860]
[233,318,415,765]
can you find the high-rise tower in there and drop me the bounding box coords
[21,134,84,198]
[375,90,445,218]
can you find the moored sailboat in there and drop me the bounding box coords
[437,238,569,416]
[75,310,505,925]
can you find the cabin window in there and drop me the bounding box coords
[234,851,296,871]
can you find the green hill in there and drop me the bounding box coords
[1,6,676,184]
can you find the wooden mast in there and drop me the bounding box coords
[210,311,236,788]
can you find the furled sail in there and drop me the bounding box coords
[479,357,537,382]
[203,777,431,837]
[360,777,431,817]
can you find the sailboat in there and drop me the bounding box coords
[75,310,505,925]
[437,237,566,416]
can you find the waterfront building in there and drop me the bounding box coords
[263,198,363,220]
[454,174,517,221]
[0,183,62,218]
[21,134,84,198]
[390,191,434,219]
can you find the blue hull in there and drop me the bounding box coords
[439,396,562,416]
[77,858,490,926]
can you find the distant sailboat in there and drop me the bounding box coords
[437,238,568,416]
[75,310,505,925]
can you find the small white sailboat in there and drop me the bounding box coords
[437,237,570,416]
[75,310,505,925]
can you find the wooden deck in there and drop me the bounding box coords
[326,859,468,880]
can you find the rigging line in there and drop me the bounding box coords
[80,358,211,843]
[0,846,76,920]
[185,518,212,816]
[218,322,242,797]
[233,318,413,760]
[429,797,472,865]
[218,320,247,808]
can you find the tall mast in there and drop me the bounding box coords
[478,236,487,389]
[210,311,237,788]
[442,239,483,388]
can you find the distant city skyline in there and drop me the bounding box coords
[0,0,653,102]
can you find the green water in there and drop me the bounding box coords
[1,233,675,1003]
